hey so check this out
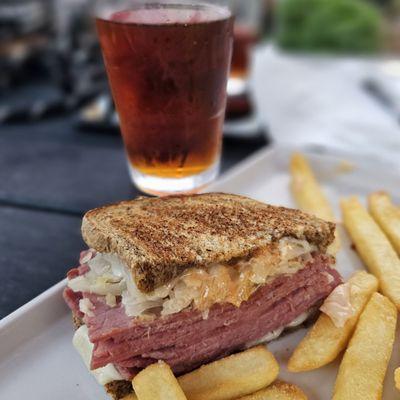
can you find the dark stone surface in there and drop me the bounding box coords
[0,117,267,318]
[0,117,132,215]
[0,117,267,214]
[0,206,84,318]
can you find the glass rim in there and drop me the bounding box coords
[95,0,232,25]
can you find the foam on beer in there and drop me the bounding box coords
[109,4,230,25]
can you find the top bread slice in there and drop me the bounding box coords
[81,193,335,293]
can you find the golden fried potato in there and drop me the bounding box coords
[341,196,400,309]
[332,293,397,400]
[290,152,335,220]
[290,152,340,255]
[369,192,400,256]
[178,346,279,400]
[122,394,137,400]
[395,368,400,391]
[236,381,307,400]
[288,271,378,372]
[133,361,187,400]
[123,381,307,400]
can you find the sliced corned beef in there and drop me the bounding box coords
[64,253,341,378]
[63,287,83,318]
[66,264,90,280]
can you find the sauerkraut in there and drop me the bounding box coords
[68,238,316,318]
[79,298,95,317]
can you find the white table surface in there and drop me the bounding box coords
[251,45,400,170]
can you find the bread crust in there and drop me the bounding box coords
[104,380,133,400]
[82,193,335,292]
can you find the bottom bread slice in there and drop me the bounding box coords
[104,380,133,400]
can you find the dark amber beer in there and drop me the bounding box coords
[231,24,258,79]
[96,2,233,194]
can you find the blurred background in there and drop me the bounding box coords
[2,0,400,317]
[3,0,400,152]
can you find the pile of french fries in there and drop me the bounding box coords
[123,346,307,400]
[290,153,400,398]
[117,153,400,400]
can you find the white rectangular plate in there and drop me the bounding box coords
[1,146,399,400]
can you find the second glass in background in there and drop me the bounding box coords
[223,0,265,98]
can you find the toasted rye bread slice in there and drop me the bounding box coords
[104,381,132,400]
[82,193,335,293]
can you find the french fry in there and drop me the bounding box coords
[122,381,307,400]
[132,361,187,400]
[341,196,400,309]
[178,346,279,400]
[395,368,400,391]
[122,395,137,400]
[288,271,378,372]
[332,292,397,400]
[236,381,308,400]
[290,152,340,255]
[369,192,400,255]
[290,152,335,220]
